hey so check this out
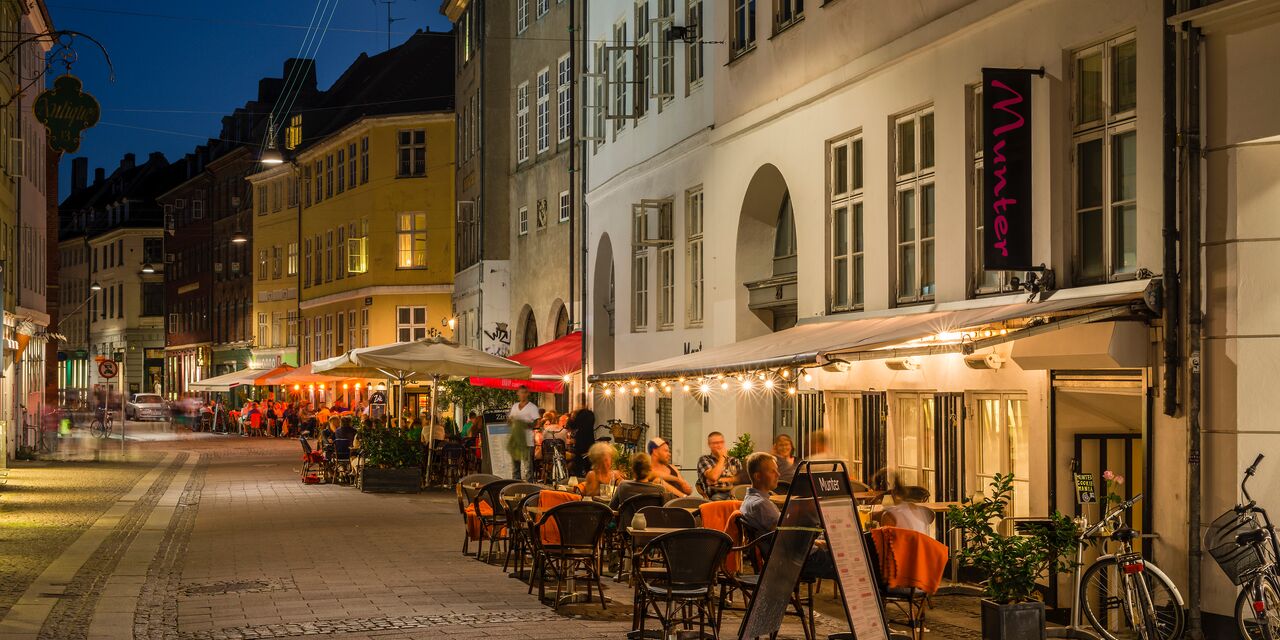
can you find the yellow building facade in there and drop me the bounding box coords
[292,113,456,364]
[246,161,300,367]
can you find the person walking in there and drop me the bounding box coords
[506,386,540,481]
[567,393,596,478]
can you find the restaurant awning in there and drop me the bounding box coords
[271,363,358,387]
[471,331,583,393]
[189,365,292,392]
[589,279,1158,383]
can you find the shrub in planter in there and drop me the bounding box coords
[948,473,1078,640]
[357,426,423,493]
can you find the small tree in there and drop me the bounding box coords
[947,473,1079,603]
[728,433,755,462]
[437,379,517,418]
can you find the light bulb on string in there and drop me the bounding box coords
[764,379,775,390]
[720,381,730,390]
[682,384,691,392]
[788,386,797,395]
[742,379,754,391]
[758,371,766,380]
[699,383,711,394]
[781,369,791,379]
[803,371,813,382]
[604,388,613,397]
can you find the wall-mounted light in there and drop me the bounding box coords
[139,262,156,274]
[963,353,1004,370]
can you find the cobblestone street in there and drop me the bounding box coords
[0,431,982,639]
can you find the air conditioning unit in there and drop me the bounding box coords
[164,253,176,264]
[213,262,223,273]
[964,353,1004,370]
[230,262,241,273]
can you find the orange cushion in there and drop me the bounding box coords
[538,490,582,545]
[700,501,743,573]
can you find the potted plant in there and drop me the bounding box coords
[728,433,755,462]
[358,426,424,493]
[948,473,1078,640]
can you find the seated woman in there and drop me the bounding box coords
[877,484,934,534]
[582,441,624,497]
[610,452,676,510]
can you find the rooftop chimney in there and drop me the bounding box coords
[71,157,87,191]
[120,153,136,170]
[94,167,105,183]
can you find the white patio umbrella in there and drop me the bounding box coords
[312,336,531,483]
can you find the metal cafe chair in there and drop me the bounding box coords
[474,479,518,563]
[456,473,500,556]
[635,528,733,639]
[529,500,613,610]
[499,482,545,572]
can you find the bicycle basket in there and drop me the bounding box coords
[1207,508,1273,585]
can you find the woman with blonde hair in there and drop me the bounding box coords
[582,441,623,497]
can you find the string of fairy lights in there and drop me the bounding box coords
[593,366,817,399]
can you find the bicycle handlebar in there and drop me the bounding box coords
[1249,454,1265,476]
[1083,493,1145,538]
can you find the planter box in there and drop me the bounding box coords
[981,599,1045,640]
[360,466,422,493]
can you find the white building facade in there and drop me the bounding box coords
[586,0,1193,621]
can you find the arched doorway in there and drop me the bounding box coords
[735,164,798,337]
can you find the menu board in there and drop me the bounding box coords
[1074,472,1097,504]
[482,420,512,479]
[737,461,889,640]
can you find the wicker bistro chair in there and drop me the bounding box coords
[299,435,325,484]
[637,506,696,529]
[508,492,544,580]
[717,513,818,640]
[326,438,355,485]
[529,500,614,610]
[474,479,519,563]
[457,474,500,555]
[635,528,733,639]
[498,483,545,573]
[612,493,665,581]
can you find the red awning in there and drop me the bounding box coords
[471,331,582,393]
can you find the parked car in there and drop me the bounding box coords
[125,393,169,421]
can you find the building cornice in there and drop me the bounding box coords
[300,284,454,310]
[295,112,455,162]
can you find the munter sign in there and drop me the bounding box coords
[982,68,1036,271]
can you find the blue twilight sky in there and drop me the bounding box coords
[50,1,454,200]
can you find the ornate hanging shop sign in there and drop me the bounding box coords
[34,74,100,153]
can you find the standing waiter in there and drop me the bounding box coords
[567,393,595,478]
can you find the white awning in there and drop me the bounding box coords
[188,368,263,392]
[591,279,1157,383]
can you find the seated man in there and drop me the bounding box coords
[697,431,743,501]
[740,452,836,580]
[610,452,667,510]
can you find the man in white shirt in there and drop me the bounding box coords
[507,386,541,480]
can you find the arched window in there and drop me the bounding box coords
[521,309,538,351]
[554,305,570,338]
[773,191,797,276]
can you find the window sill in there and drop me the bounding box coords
[727,45,756,65]
[395,266,429,271]
[395,174,427,179]
[770,16,804,39]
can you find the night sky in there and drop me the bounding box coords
[49,1,454,199]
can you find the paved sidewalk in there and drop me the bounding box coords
[0,434,984,639]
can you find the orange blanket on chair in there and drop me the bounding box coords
[538,490,582,545]
[869,526,949,595]
[464,501,494,541]
[699,500,743,573]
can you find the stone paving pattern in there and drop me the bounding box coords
[0,429,984,639]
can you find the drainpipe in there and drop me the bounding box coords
[1162,0,1180,419]
[1181,17,1205,640]
[577,0,590,386]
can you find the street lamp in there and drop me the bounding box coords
[139,262,156,274]
[260,116,285,165]
[231,230,248,244]
[90,281,102,292]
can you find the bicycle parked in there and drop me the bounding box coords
[1060,493,1185,640]
[90,407,114,439]
[1207,453,1280,639]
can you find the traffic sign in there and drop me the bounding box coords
[98,360,119,379]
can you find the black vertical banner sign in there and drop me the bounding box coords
[982,68,1034,271]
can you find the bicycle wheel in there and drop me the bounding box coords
[91,418,106,438]
[1081,557,1185,640]
[1237,575,1280,640]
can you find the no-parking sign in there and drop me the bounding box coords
[98,360,119,379]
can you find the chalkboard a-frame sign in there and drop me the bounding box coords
[737,460,891,640]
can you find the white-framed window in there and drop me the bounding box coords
[894,107,936,304]
[302,238,311,286]
[348,142,357,187]
[1073,33,1138,283]
[972,392,1030,517]
[517,0,528,34]
[271,245,282,279]
[969,85,1014,296]
[656,0,675,104]
[612,20,628,133]
[632,250,649,331]
[536,68,551,154]
[360,308,369,347]
[633,0,650,119]
[829,133,864,312]
[397,212,428,268]
[325,154,333,198]
[397,306,429,342]
[686,0,704,88]
[397,129,426,177]
[773,0,803,33]
[518,206,529,236]
[895,392,936,494]
[537,0,548,19]
[258,313,269,348]
[301,317,311,361]
[347,309,356,352]
[593,43,607,149]
[287,242,298,276]
[825,392,865,481]
[516,81,530,163]
[258,248,268,281]
[559,190,570,223]
[336,310,345,353]
[658,242,675,329]
[557,55,572,143]
[360,136,369,184]
[685,187,704,326]
[325,229,334,282]
[324,314,333,358]
[336,148,346,194]
[731,0,756,58]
